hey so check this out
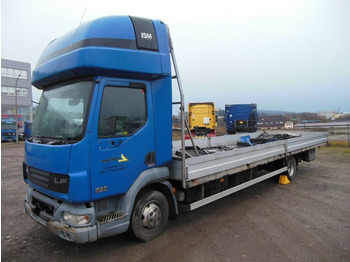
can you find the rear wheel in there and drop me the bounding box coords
[286,156,297,181]
[129,190,169,242]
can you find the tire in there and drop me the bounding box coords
[286,156,297,181]
[129,190,169,242]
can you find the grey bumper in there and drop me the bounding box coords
[24,188,98,243]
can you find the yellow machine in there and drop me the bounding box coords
[188,102,216,137]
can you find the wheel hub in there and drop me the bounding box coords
[141,202,161,229]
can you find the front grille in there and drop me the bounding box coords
[28,167,70,194]
[29,168,50,188]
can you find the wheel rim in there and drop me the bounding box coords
[141,201,162,229]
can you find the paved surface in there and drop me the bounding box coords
[1,142,350,262]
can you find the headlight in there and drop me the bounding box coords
[63,212,90,225]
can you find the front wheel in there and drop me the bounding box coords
[129,190,169,242]
[286,156,297,181]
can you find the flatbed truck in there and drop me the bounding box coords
[23,16,328,243]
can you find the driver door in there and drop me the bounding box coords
[90,78,155,200]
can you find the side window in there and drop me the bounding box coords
[99,86,147,138]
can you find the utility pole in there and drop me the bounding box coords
[15,74,21,143]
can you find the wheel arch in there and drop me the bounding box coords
[117,167,178,222]
[95,167,178,240]
[144,181,178,221]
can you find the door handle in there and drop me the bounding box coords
[144,152,155,165]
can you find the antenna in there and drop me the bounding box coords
[79,7,87,26]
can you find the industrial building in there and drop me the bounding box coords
[257,115,294,129]
[1,58,33,125]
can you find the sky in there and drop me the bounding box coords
[1,0,350,113]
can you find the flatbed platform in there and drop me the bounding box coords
[170,131,328,188]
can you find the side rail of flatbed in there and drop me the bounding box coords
[169,131,328,210]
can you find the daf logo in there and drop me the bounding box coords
[141,32,152,40]
[54,178,68,184]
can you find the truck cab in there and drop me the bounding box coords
[225,103,258,134]
[1,119,17,142]
[188,102,216,137]
[23,16,177,243]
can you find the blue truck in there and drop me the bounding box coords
[23,16,328,243]
[1,119,17,142]
[225,104,258,134]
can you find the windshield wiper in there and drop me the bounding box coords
[45,136,68,145]
[27,136,42,143]
[28,136,68,145]
[28,135,82,145]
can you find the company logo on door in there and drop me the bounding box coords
[101,154,129,163]
[141,32,152,40]
[118,154,128,162]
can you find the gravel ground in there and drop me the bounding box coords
[1,142,349,262]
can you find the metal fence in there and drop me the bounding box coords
[294,122,350,147]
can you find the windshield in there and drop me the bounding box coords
[2,122,16,129]
[31,80,94,143]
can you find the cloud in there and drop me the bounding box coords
[2,0,349,112]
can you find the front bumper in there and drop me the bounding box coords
[24,187,97,243]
